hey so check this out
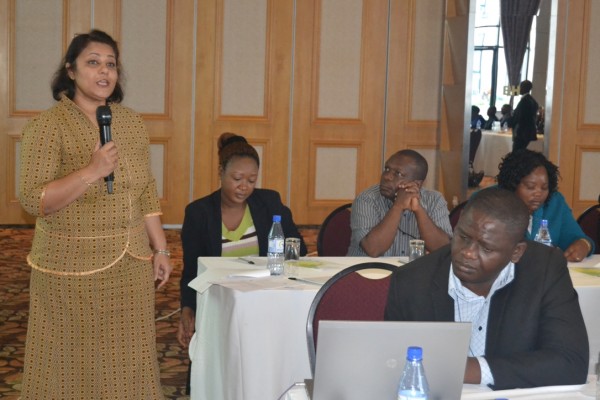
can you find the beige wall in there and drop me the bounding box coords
[0,0,598,225]
[549,0,600,216]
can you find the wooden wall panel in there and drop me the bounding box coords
[194,0,294,203]
[0,0,75,224]
[92,0,193,223]
[386,0,446,192]
[432,0,473,203]
[290,0,388,224]
[3,0,600,226]
[552,0,600,217]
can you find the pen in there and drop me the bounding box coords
[238,257,255,265]
[288,277,323,286]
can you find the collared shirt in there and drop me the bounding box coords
[347,184,453,256]
[448,262,515,387]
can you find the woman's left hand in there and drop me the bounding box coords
[564,239,591,262]
[153,253,173,289]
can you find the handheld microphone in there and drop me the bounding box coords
[96,105,114,194]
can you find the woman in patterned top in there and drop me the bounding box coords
[178,132,306,357]
[18,29,172,399]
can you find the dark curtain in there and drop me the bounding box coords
[500,0,541,104]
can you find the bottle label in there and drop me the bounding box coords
[268,238,284,253]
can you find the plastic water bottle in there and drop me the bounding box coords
[534,219,553,246]
[267,215,285,275]
[397,346,429,400]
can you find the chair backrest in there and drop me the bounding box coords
[577,204,600,254]
[306,262,397,376]
[449,200,468,230]
[316,203,352,256]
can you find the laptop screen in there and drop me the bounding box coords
[311,320,471,400]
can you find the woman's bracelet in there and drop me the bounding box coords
[153,249,171,258]
[580,238,592,255]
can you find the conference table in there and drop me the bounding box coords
[472,130,544,177]
[282,379,600,399]
[188,255,600,400]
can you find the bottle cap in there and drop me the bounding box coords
[273,215,282,222]
[406,346,423,361]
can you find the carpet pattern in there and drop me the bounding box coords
[0,226,318,399]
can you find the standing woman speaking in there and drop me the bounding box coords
[18,30,172,399]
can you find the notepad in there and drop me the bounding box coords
[228,269,270,278]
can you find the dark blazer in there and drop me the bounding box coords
[385,242,589,390]
[180,188,307,310]
[512,93,539,142]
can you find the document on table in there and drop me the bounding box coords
[207,275,326,291]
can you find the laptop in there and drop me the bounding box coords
[310,320,471,400]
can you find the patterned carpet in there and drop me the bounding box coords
[0,226,318,399]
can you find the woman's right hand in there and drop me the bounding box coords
[177,306,196,348]
[87,140,119,181]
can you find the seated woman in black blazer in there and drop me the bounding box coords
[178,132,307,348]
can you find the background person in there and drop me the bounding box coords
[499,103,513,129]
[347,149,452,257]
[470,105,486,129]
[512,80,539,151]
[483,106,498,130]
[497,149,594,261]
[178,132,307,347]
[18,29,172,399]
[385,188,589,390]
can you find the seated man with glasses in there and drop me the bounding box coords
[347,149,452,257]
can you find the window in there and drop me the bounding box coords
[471,0,537,112]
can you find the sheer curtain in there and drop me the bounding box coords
[500,0,541,102]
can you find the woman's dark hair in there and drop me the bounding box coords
[51,29,124,103]
[217,132,260,170]
[497,149,559,202]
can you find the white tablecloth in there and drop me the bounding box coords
[472,130,544,177]
[188,255,600,400]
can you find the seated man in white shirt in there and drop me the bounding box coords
[347,149,452,257]
[385,187,589,390]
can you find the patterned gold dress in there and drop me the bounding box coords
[18,96,165,399]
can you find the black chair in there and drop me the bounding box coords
[316,203,352,256]
[468,128,485,187]
[469,128,482,165]
[449,200,468,230]
[577,200,600,254]
[306,262,397,376]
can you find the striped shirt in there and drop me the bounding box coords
[347,184,452,256]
